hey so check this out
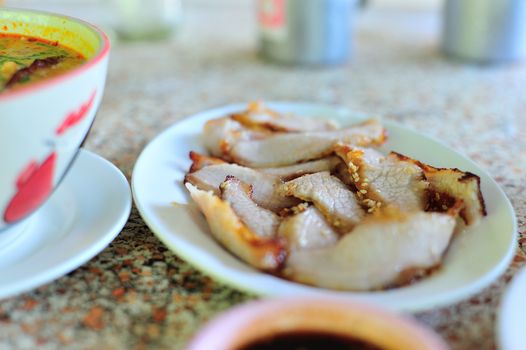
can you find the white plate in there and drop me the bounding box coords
[498,266,526,350]
[132,102,517,312]
[0,149,131,299]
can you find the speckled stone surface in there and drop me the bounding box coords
[1,3,526,349]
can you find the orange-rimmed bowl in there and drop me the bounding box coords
[0,8,110,233]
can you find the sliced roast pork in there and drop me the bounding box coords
[279,172,365,233]
[229,120,386,168]
[418,163,485,225]
[185,162,298,212]
[231,101,338,132]
[183,106,487,291]
[335,145,428,213]
[220,176,281,238]
[202,116,270,158]
[188,151,227,173]
[278,205,339,251]
[260,156,342,180]
[390,153,486,225]
[186,183,285,270]
[284,210,457,291]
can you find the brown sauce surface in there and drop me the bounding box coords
[236,331,385,350]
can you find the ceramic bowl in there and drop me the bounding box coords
[0,8,110,233]
[187,297,449,350]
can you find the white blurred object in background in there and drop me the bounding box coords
[111,0,181,41]
[4,0,182,41]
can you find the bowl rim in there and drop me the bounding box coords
[0,7,110,102]
[187,297,449,350]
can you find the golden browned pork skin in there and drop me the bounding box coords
[393,152,486,225]
[188,151,227,173]
[231,101,339,132]
[186,183,286,271]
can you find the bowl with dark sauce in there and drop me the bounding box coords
[187,298,448,350]
[0,8,110,235]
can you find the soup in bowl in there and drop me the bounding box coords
[0,32,86,91]
[0,8,110,233]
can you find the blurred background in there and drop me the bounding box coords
[2,1,526,349]
[3,0,525,165]
[4,0,524,170]
[4,0,443,43]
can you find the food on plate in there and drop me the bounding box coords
[186,182,285,270]
[183,102,486,290]
[226,119,386,168]
[220,176,281,238]
[230,101,339,132]
[406,159,486,225]
[284,208,460,291]
[203,113,386,168]
[279,171,365,233]
[278,205,339,251]
[0,34,85,92]
[185,157,299,212]
[259,156,341,180]
[334,145,429,213]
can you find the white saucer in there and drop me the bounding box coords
[0,149,131,299]
[132,102,516,312]
[498,265,526,350]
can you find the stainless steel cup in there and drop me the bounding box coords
[258,0,354,65]
[443,0,526,63]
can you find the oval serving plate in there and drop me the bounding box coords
[132,102,516,312]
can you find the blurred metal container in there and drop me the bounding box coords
[443,0,526,63]
[258,0,354,65]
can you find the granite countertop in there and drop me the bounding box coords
[1,2,526,349]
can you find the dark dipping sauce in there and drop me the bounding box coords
[236,331,385,350]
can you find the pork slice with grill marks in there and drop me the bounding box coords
[186,183,285,270]
[231,101,339,132]
[335,145,429,213]
[220,176,281,238]
[279,171,365,233]
[184,162,298,212]
[278,205,339,251]
[284,210,458,291]
[229,119,387,168]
